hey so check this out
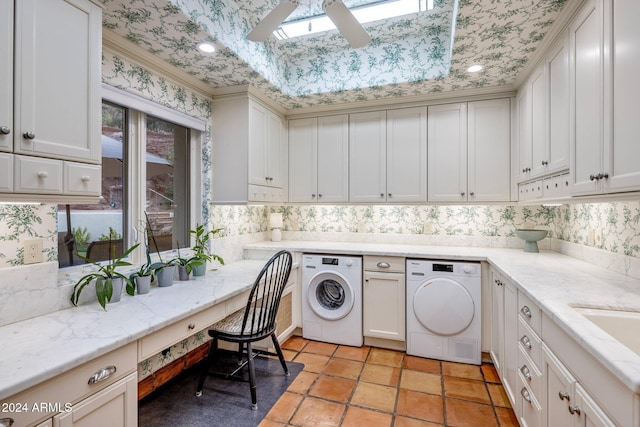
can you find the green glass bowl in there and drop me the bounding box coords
[515,229,549,253]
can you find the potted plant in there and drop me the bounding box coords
[144,211,176,287]
[168,242,192,281]
[70,242,140,310]
[189,224,224,276]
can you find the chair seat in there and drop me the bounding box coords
[211,308,263,336]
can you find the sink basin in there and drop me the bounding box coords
[575,307,640,357]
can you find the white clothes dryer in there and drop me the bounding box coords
[406,259,482,365]
[302,254,363,347]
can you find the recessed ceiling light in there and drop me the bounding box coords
[467,64,484,73]
[197,42,216,53]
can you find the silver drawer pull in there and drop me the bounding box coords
[23,131,35,140]
[520,365,531,381]
[377,262,390,269]
[520,335,532,349]
[559,391,570,401]
[521,387,532,403]
[0,418,14,427]
[568,405,581,416]
[0,126,10,135]
[521,305,532,318]
[188,323,195,330]
[88,365,117,384]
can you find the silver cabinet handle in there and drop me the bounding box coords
[388,193,392,197]
[37,171,49,179]
[542,160,548,165]
[520,365,531,381]
[521,305,532,318]
[520,335,532,349]
[0,126,10,135]
[377,262,390,269]
[188,323,195,330]
[311,193,316,198]
[590,174,597,181]
[318,194,322,198]
[469,192,475,196]
[380,193,384,198]
[568,405,581,416]
[559,391,570,401]
[521,387,532,403]
[0,418,15,427]
[23,131,35,140]
[88,365,117,384]
[460,192,465,196]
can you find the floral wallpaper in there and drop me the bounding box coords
[99,0,568,109]
[0,204,58,266]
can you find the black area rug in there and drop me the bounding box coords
[139,351,304,427]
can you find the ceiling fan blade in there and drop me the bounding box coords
[247,0,300,42]
[322,0,371,48]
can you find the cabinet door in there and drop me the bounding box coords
[572,383,616,427]
[54,373,137,427]
[317,115,349,202]
[363,271,405,341]
[349,111,386,202]
[607,0,640,193]
[14,0,101,162]
[571,0,605,195]
[530,67,547,177]
[267,111,284,188]
[386,107,427,202]
[543,344,575,427]
[490,268,505,374]
[288,118,317,202]
[517,86,532,181]
[0,0,12,152]
[503,278,518,406]
[0,153,12,192]
[248,101,268,186]
[468,99,511,202]
[428,103,467,202]
[547,33,570,174]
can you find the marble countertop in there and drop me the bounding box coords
[0,260,266,402]
[246,241,640,393]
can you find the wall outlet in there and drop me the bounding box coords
[423,221,433,234]
[595,228,603,246]
[24,239,43,264]
[587,228,595,246]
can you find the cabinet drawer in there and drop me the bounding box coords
[64,162,101,195]
[138,304,226,361]
[0,152,12,192]
[518,345,542,398]
[518,317,542,369]
[14,155,63,194]
[518,292,541,335]
[0,342,136,427]
[364,256,405,273]
[517,371,542,427]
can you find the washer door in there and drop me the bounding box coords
[413,278,475,336]
[307,271,354,320]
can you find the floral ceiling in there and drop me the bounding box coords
[99,0,568,110]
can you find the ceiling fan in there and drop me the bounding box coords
[247,0,371,48]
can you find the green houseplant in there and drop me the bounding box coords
[189,224,224,276]
[71,242,140,310]
[168,242,193,281]
[144,212,175,287]
[129,234,155,294]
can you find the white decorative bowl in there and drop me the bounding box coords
[515,229,548,253]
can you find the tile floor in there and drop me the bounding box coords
[260,336,519,427]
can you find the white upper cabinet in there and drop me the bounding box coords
[386,107,427,203]
[14,0,101,163]
[249,100,284,189]
[429,100,510,202]
[546,33,570,174]
[0,0,12,152]
[530,66,547,178]
[349,111,387,203]
[517,85,532,181]
[288,115,349,203]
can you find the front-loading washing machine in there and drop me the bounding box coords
[406,259,481,365]
[302,254,363,347]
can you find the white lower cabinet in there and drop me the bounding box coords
[363,256,405,342]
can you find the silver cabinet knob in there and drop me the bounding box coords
[311,193,316,198]
[520,335,532,349]
[559,391,570,401]
[460,192,465,196]
[521,387,532,403]
[318,194,322,198]
[469,192,475,196]
[188,323,195,330]
[0,126,10,135]
[521,305,532,318]
[520,365,531,381]
[37,171,49,179]
[388,193,392,197]
[81,175,91,182]
[380,193,384,198]
[23,131,35,140]
[568,405,582,416]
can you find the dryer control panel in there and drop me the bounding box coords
[407,259,480,277]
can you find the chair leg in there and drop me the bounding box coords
[271,333,289,376]
[195,337,218,397]
[246,342,258,410]
[237,342,244,365]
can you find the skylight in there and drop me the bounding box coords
[274,0,435,40]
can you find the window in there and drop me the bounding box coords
[58,91,201,268]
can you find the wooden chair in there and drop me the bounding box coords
[195,250,293,410]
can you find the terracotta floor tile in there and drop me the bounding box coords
[400,370,442,395]
[488,383,512,408]
[394,416,445,427]
[282,336,308,352]
[294,352,330,373]
[341,406,393,427]
[367,347,404,367]
[444,377,491,404]
[323,358,363,380]
[258,419,286,427]
[482,363,501,383]
[302,340,338,356]
[496,407,519,427]
[264,391,303,423]
[360,363,401,387]
[334,345,371,362]
[445,398,498,427]
[350,382,397,412]
[396,389,444,424]
[282,349,298,361]
[289,396,346,427]
[403,355,441,374]
[287,371,318,395]
[442,361,484,381]
[309,375,356,403]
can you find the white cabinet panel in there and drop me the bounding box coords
[530,67,547,177]
[15,155,63,194]
[268,111,284,188]
[547,34,570,174]
[573,383,617,427]
[317,115,349,203]
[288,118,317,203]
[517,87,532,181]
[0,153,12,192]
[65,162,101,195]
[543,344,575,427]
[349,111,386,202]
[0,0,12,152]
[248,101,269,186]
